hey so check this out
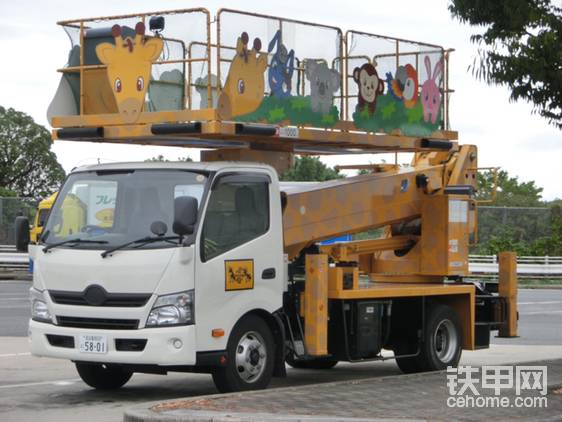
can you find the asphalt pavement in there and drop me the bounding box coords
[1,279,561,421]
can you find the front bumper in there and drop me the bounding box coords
[29,319,196,365]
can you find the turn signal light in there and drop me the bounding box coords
[212,328,225,338]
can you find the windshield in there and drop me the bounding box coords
[42,169,208,249]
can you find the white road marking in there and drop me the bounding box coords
[519,301,562,305]
[0,298,29,301]
[0,352,30,358]
[0,378,80,390]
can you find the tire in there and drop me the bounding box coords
[212,315,275,393]
[75,363,133,390]
[418,304,462,371]
[393,304,462,373]
[286,354,338,370]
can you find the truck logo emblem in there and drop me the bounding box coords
[225,260,254,291]
[83,285,107,306]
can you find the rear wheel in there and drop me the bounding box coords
[286,354,338,369]
[212,315,275,393]
[418,304,462,371]
[75,363,132,390]
[394,304,462,373]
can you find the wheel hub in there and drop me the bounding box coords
[235,331,267,383]
[433,319,459,363]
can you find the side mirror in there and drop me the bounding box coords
[15,216,30,252]
[173,196,198,236]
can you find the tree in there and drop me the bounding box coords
[145,154,193,162]
[449,0,562,128]
[476,169,543,206]
[280,156,343,181]
[0,106,65,198]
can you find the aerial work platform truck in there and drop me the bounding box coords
[24,8,517,392]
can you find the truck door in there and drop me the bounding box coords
[195,171,284,352]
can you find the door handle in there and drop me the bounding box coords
[261,268,276,279]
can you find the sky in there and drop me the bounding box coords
[0,0,560,200]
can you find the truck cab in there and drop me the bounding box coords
[30,161,285,391]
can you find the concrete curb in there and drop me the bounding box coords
[124,408,421,422]
[123,359,562,422]
[123,370,434,422]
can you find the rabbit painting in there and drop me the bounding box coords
[421,56,443,124]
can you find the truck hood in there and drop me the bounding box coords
[32,246,194,294]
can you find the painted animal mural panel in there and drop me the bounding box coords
[267,30,295,99]
[305,60,341,115]
[353,62,385,116]
[351,57,443,136]
[217,32,268,119]
[96,22,163,123]
[387,64,418,109]
[234,32,341,128]
[420,57,443,124]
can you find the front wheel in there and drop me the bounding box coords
[75,363,133,390]
[212,315,275,393]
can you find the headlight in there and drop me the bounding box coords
[30,288,52,323]
[146,290,194,327]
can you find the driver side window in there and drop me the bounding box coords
[201,177,269,261]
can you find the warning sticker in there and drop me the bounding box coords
[449,239,459,253]
[449,200,468,223]
[225,260,254,291]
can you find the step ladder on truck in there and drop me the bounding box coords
[20,8,518,393]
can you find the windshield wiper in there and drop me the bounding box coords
[43,238,109,253]
[101,235,180,258]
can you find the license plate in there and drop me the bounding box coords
[79,335,108,354]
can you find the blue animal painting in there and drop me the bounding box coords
[267,30,295,99]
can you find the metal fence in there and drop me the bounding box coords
[469,255,562,279]
[0,197,37,245]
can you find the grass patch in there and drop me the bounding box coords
[236,95,340,128]
[352,94,441,137]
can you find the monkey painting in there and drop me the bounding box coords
[353,63,385,116]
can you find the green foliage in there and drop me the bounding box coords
[476,169,543,206]
[145,155,193,162]
[280,156,343,182]
[352,94,440,136]
[236,95,340,128]
[528,205,562,255]
[0,106,65,198]
[0,187,16,197]
[473,169,561,255]
[479,225,532,255]
[449,0,562,129]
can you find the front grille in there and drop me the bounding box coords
[56,316,139,330]
[115,339,147,351]
[46,334,75,348]
[49,290,151,307]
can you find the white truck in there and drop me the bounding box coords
[26,158,513,393]
[26,7,517,394]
